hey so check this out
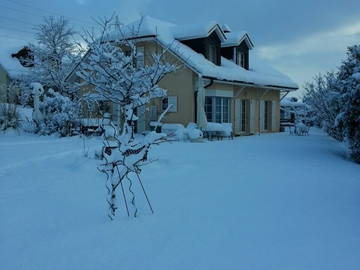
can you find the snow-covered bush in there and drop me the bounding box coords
[0,82,20,104]
[303,72,343,140]
[186,123,203,141]
[0,104,20,131]
[337,45,360,163]
[204,122,233,137]
[161,123,203,141]
[37,89,80,136]
[18,81,34,106]
[304,44,360,163]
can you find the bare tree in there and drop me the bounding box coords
[28,16,82,96]
[77,16,177,219]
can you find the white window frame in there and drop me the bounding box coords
[150,105,157,121]
[238,51,245,68]
[205,96,231,123]
[208,44,217,63]
[136,46,145,67]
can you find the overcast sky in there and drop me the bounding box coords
[1,0,360,97]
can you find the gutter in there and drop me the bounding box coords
[204,78,214,88]
[202,76,298,91]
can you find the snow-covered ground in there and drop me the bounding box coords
[0,129,359,270]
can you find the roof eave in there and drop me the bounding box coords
[202,76,298,91]
[221,34,254,50]
[176,24,227,43]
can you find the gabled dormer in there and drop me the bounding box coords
[221,32,254,70]
[173,23,226,66]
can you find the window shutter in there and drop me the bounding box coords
[136,47,145,67]
[260,100,265,131]
[271,101,277,131]
[168,96,177,112]
[250,99,255,134]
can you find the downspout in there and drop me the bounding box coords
[194,90,198,122]
[280,90,290,101]
[204,78,214,89]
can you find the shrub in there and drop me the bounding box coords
[0,104,21,131]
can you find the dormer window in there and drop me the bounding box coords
[208,44,217,64]
[238,52,245,68]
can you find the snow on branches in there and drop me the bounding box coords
[77,16,177,219]
[304,44,360,163]
[26,16,82,97]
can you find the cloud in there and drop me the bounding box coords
[252,19,360,97]
[75,0,87,5]
[257,20,360,61]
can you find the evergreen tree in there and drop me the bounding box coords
[337,45,360,162]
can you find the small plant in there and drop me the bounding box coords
[0,104,21,131]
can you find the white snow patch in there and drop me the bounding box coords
[1,130,359,270]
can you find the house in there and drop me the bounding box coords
[67,16,298,135]
[280,97,309,126]
[0,63,10,103]
[0,47,30,103]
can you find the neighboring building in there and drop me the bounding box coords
[280,97,308,125]
[67,16,298,135]
[0,47,29,103]
[0,63,10,102]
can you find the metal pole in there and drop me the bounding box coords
[135,172,154,214]
[116,167,130,217]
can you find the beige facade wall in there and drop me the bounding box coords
[233,85,280,135]
[204,83,280,135]
[76,40,282,135]
[142,41,196,127]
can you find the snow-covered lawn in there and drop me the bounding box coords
[0,130,359,270]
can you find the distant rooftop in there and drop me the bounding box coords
[0,46,28,78]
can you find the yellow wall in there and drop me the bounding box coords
[140,41,196,127]
[76,40,283,135]
[233,85,280,135]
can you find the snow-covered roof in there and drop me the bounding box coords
[104,16,299,90]
[222,31,254,49]
[281,97,306,107]
[221,24,232,33]
[172,22,227,42]
[107,17,227,43]
[0,47,28,78]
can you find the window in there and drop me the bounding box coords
[238,52,245,68]
[91,100,111,117]
[204,97,231,123]
[162,96,177,112]
[205,97,213,121]
[150,105,157,121]
[264,101,271,130]
[241,100,246,132]
[208,44,217,64]
[136,46,145,67]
